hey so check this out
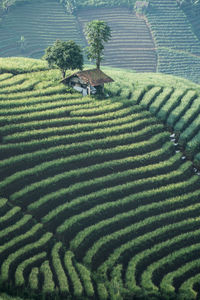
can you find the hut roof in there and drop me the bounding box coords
[61,69,114,86]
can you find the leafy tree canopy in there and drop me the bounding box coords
[85,20,111,69]
[43,39,83,78]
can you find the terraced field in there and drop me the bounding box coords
[0,0,85,58]
[106,70,200,168]
[146,0,200,83]
[0,58,200,299]
[1,0,200,83]
[77,7,157,72]
[179,1,200,42]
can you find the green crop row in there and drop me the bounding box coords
[160,258,200,299]
[132,87,147,104]
[55,157,191,232]
[0,103,94,127]
[185,132,200,158]
[178,273,200,300]
[97,283,109,300]
[84,191,200,271]
[76,262,95,297]
[15,252,46,286]
[0,106,68,132]
[109,264,124,300]
[140,241,200,296]
[0,93,89,110]
[40,260,55,293]
[138,87,163,109]
[64,251,83,297]
[0,206,21,224]
[3,111,147,143]
[0,74,13,82]
[0,84,66,101]
[0,214,32,239]
[0,97,94,118]
[69,101,123,117]
[146,0,200,83]
[51,242,69,293]
[69,153,185,250]
[166,90,197,127]
[126,228,200,296]
[0,125,167,179]
[149,87,174,115]
[0,105,140,137]
[90,177,199,274]
[194,153,200,169]
[156,89,187,123]
[29,267,39,291]
[0,198,8,208]
[174,97,200,133]
[0,76,26,89]
[0,79,39,95]
[179,115,200,148]
[0,100,127,129]
[55,161,193,233]
[3,116,160,147]
[136,82,200,165]
[25,133,170,215]
[0,57,48,74]
[10,142,174,207]
[0,232,52,282]
[0,224,43,256]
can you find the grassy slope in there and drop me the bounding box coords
[0,58,200,300]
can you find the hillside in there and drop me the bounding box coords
[77,7,157,72]
[1,0,200,83]
[146,0,200,83]
[0,57,200,300]
[0,0,85,58]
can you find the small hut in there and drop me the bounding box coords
[61,69,114,96]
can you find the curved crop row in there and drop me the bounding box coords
[129,83,200,166]
[1,61,200,299]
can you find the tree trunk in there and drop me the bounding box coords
[96,61,100,69]
[62,70,66,78]
[96,50,101,69]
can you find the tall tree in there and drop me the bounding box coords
[43,39,83,78]
[85,20,111,69]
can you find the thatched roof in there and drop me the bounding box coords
[61,69,114,86]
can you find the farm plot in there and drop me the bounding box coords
[130,83,200,168]
[0,0,86,58]
[146,0,200,83]
[178,1,200,42]
[1,61,200,299]
[77,7,157,72]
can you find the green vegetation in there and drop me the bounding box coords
[43,39,83,78]
[84,20,112,69]
[1,0,200,83]
[0,0,86,59]
[0,57,200,300]
[147,0,200,83]
[77,7,157,72]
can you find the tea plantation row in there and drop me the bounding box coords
[0,59,200,300]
